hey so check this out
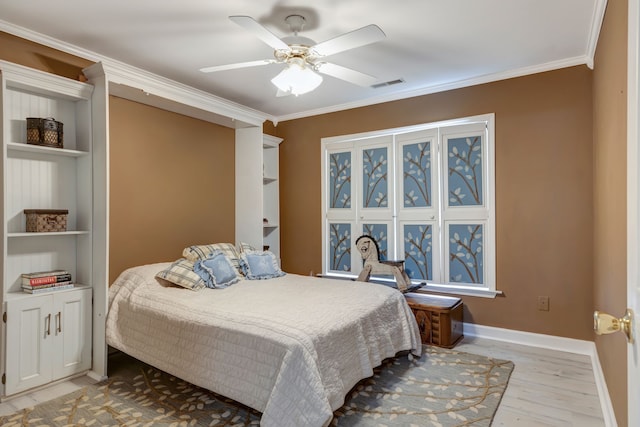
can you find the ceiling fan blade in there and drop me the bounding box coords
[312,24,386,57]
[199,59,275,73]
[316,62,378,87]
[229,15,289,51]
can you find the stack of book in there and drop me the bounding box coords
[21,269,73,294]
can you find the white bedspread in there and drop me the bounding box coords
[106,263,421,427]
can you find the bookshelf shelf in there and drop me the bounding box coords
[5,284,91,302]
[8,231,90,238]
[7,142,89,157]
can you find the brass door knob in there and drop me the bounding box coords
[593,309,634,343]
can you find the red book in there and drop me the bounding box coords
[22,273,72,286]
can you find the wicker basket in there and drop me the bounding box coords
[24,209,68,232]
[26,117,64,148]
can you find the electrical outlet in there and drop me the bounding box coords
[537,296,550,311]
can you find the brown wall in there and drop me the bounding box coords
[268,66,596,340]
[0,31,90,80]
[593,0,628,425]
[108,97,236,283]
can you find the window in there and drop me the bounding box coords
[321,114,497,297]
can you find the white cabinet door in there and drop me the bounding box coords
[5,295,54,395]
[52,288,91,379]
[5,288,92,395]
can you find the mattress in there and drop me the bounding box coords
[106,263,421,427]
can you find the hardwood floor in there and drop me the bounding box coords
[0,337,606,426]
[0,374,96,417]
[456,337,606,427]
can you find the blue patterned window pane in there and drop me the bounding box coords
[329,152,351,208]
[329,223,351,271]
[403,224,432,281]
[362,147,388,208]
[448,136,483,206]
[363,224,388,260]
[449,224,483,284]
[403,142,431,207]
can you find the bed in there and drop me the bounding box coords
[106,261,421,427]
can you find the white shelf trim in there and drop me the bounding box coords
[7,142,88,157]
[8,231,90,238]
[5,284,91,301]
[0,60,93,101]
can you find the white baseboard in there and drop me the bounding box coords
[86,370,107,382]
[463,323,618,427]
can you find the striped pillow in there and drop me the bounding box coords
[182,243,241,271]
[155,258,205,291]
[238,241,257,254]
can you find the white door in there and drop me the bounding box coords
[5,295,54,395]
[52,289,92,379]
[628,1,639,426]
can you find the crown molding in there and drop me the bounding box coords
[1,19,269,128]
[273,0,607,123]
[274,55,590,123]
[0,59,94,101]
[83,61,266,128]
[0,19,102,62]
[585,0,609,69]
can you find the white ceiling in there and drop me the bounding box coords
[0,0,605,123]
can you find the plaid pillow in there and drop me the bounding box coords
[155,258,205,291]
[237,241,257,254]
[182,243,241,271]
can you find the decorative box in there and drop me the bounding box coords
[24,209,68,232]
[404,292,464,348]
[26,117,64,148]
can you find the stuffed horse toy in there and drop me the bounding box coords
[355,235,412,292]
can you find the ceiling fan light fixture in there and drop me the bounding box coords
[271,58,323,96]
[203,15,386,96]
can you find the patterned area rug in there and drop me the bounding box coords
[1,346,513,427]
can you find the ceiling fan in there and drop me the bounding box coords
[199,15,386,96]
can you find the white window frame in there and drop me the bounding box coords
[321,114,498,298]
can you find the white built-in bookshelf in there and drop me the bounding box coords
[0,61,96,395]
[235,129,282,259]
[262,135,281,259]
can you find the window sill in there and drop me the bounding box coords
[417,283,502,298]
[319,273,501,298]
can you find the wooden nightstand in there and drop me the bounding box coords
[404,292,464,348]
